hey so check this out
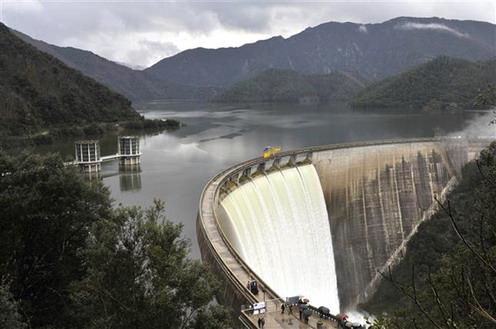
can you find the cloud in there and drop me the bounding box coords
[395,22,469,38]
[127,40,180,67]
[2,1,494,67]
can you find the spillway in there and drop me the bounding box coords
[218,164,340,313]
[197,138,490,325]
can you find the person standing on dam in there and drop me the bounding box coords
[281,303,285,314]
[257,316,265,328]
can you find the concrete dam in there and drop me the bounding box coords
[196,138,487,325]
[218,164,340,313]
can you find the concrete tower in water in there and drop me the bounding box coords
[74,140,102,173]
[118,136,141,167]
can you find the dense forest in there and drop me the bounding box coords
[0,152,232,329]
[218,57,496,111]
[216,68,365,103]
[352,57,496,111]
[0,22,139,136]
[366,143,496,328]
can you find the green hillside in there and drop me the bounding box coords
[0,23,139,136]
[216,69,365,103]
[352,56,496,111]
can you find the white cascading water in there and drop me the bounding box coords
[219,164,340,313]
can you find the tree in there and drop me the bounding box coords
[0,153,112,328]
[0,284,27,329]
[70,200,233,329]
[0,153,233,329]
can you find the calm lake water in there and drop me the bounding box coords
[35,103,475,258]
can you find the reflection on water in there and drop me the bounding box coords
[80,162,142,192]
[119,167,142,192]
[85,171,101,183]
[34,102,482,257]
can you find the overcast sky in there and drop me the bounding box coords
[1,1,495,68]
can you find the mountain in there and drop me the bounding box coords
[217,69,366,103]
[13,30,219,102]
[145,17,496,87]
[0,23,138,136]
[351,56,496,111]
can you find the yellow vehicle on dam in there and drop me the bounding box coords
[263,146,282,159]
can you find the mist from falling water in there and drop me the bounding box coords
[449,110,496,138]
[219,164,340,313]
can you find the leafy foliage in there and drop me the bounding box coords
[0,285,27,329]
[71,201,230,329]
[0,153,112,327]
[216,68,365,103]
[0,153,232,329]
[366,143,496,328]
[352,57,496,111]
[0,23,139,136]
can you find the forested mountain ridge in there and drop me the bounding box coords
[0,23,138,136]
[217,69,366,103]
[13,29,219,102]
[351,56,496,111]
[12,17,495,103]
[146,17,496,87]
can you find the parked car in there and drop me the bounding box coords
[317,306,330,318]
[247,279,259,295]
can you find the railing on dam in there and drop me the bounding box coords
[213,136,488,187]
[197,137,493,328]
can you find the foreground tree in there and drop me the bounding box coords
[0,284,27,329]
[0,153,112,327]
[70,200,232,329]
[0,153,232,329]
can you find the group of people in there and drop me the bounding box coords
[280,299,311,324]
[280,302,293,315]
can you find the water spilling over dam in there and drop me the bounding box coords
[197,138,489,324]
[218,164,340,313]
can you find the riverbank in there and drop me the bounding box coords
[0,117,181,151]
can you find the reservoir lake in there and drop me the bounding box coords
[36,103,475,257]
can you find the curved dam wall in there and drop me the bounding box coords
[312,141,461,309]
[217,164,340,313]
[198,138,485,317]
